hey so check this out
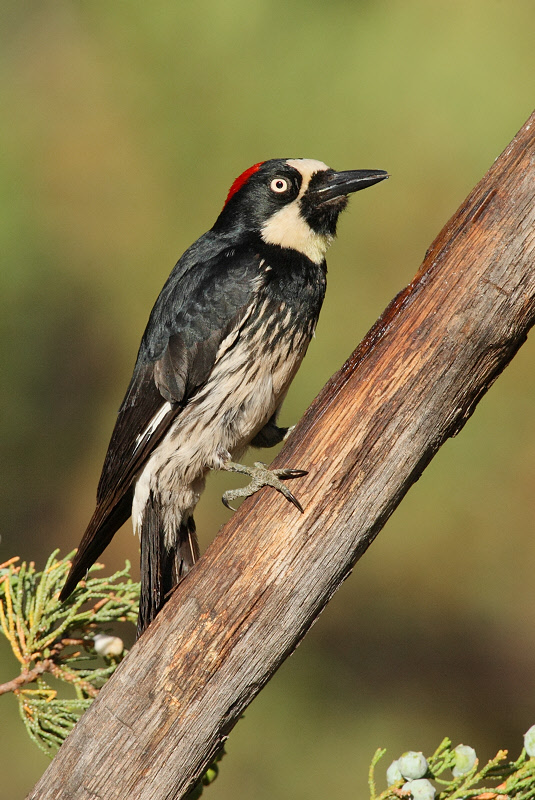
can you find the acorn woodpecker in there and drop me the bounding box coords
[60,158,388,636]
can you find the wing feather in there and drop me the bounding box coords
[60,239,263,599]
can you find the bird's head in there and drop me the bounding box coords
[212,158,388,264]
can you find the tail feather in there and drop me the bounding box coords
[137,491,199,638]
[59,492,133,602]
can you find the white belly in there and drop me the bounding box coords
[132,314,310,541]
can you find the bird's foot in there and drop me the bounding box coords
[221,460,307,512]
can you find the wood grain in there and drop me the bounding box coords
[28,110,535,799]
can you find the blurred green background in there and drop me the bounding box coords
[2,1,535,797]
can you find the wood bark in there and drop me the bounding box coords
[28,110,535,800]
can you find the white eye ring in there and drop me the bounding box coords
[270,177,289,193]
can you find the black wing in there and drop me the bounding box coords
[60,235,264,598]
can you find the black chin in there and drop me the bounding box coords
[301,194,349,236]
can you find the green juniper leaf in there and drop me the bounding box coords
[0,551,139,755]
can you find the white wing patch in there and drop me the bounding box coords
[134,401,174,453]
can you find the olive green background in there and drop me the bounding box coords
[2,2,535,797]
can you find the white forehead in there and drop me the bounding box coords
[285,158,330,191]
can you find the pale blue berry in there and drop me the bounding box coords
[386,759,402,785]
[399,751,428,780]
[524,725,535,757]
[402,778,435,800]
[452,744,477,777]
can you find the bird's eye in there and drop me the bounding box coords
[270,177,289,193]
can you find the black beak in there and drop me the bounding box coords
[310,169,389,202]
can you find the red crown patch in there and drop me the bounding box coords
[223,162,265,207]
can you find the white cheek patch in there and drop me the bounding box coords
[261,202,333,264]
[260,158,333,264]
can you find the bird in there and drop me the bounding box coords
[59,158,388,637]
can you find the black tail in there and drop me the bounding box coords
[137,491,200,638]
[59,491,133,602]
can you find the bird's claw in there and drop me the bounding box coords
[221,461,307,512]
[283,424,296,442]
